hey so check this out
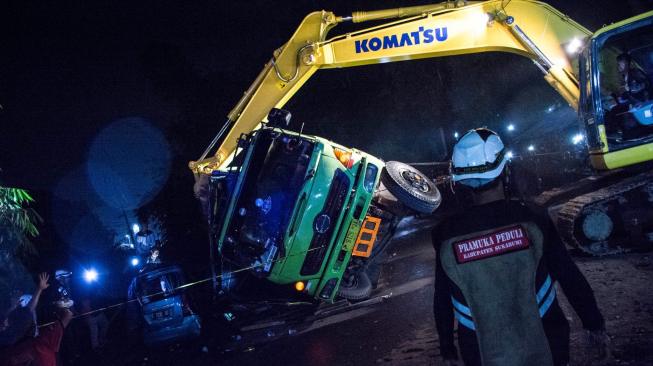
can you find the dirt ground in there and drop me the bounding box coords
[80,226,652,366]
[378,252,653,366]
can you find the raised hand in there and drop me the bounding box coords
[38,272,50,290]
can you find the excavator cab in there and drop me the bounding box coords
[581,14,653,170]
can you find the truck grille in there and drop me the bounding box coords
[300,169,350,276]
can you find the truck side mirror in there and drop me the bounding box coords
[267,108,292,128]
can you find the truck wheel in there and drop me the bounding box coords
[381,161,441,214]
[337,271,372,301]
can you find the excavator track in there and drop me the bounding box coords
[556,170,653,255]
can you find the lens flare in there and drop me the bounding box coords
[83,268,99,283]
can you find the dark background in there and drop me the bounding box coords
[1,0,651,296]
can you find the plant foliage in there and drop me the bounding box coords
[0,186,42,254]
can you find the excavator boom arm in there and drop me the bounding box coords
[190,0,591,174]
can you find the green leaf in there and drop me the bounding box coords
[0,186,42,253]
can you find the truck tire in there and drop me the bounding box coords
[381,161,441,214]
[337,271,372,301]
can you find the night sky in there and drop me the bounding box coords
[1,1,652,274]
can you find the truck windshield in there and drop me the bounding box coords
[597,20,653,146]
[223,130,314,266]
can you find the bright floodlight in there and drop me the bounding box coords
[131,257,140,266]
[572,133,584,145]
[506,151,514,159]
[83,268,98,283]
[132,223,140,234]
[566,38,582,54]
[454,132,460,139]
[473,13,490,25]
[507,124,515,131]
[527,145,535,152]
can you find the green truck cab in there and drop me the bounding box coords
[206,110,441,303]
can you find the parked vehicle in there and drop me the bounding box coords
[127,264,201,346]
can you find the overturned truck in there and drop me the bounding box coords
[197,109,441,305]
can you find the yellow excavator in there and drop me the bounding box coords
[190,0,653,255]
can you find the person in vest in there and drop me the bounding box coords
[433,128,607,366]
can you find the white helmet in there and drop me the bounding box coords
[451,128,507,187]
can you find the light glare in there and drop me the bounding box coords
[83,268,98,283]
[478,12,490,24]
[572,134,584,145]
[566,38,582,54]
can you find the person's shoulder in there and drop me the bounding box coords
[505,200,555,232]
[431,211,467,247]
[504,199,537,216]
[431,217,452,248]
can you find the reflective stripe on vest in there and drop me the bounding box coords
[452,296,472,317]
[454,308,476,330]
[452,274,556,330]
[536,275,552,303]
[537,275,556,317]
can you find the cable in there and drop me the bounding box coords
[37,244,328,328]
